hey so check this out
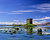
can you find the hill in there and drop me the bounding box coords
[37,22,50,26]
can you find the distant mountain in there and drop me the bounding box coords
[36,22,50,26]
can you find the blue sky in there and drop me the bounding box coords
[0,0,50,24]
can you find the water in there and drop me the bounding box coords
[0,26,50,40]
[37,26,50,27]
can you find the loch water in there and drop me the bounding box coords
[0,26,50,40]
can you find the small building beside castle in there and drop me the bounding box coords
[26,18,33,24]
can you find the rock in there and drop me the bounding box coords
[37,28,42,35]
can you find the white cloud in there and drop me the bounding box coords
[0,22,14,25]
[8,13,23,14]
[0,22,26,25]
[34,17,50,20]
[33,20,46,24]
[32,3,50,10]
[11,10,33,12]
[33,20,38,24]
[31,3,50,13]
[10,3,50,13]
[13,20,26,24]
[13,20,19,22]
[0,4,50,14]
[0,12,8,13]
[37,3,50,10]
[39,10,48,13]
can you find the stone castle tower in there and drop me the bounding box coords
[26,18,33,24]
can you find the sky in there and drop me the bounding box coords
[0,0,50,25]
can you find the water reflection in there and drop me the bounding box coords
[26,27,33,35]
[0,26,50,40]
[37,28,42,35]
